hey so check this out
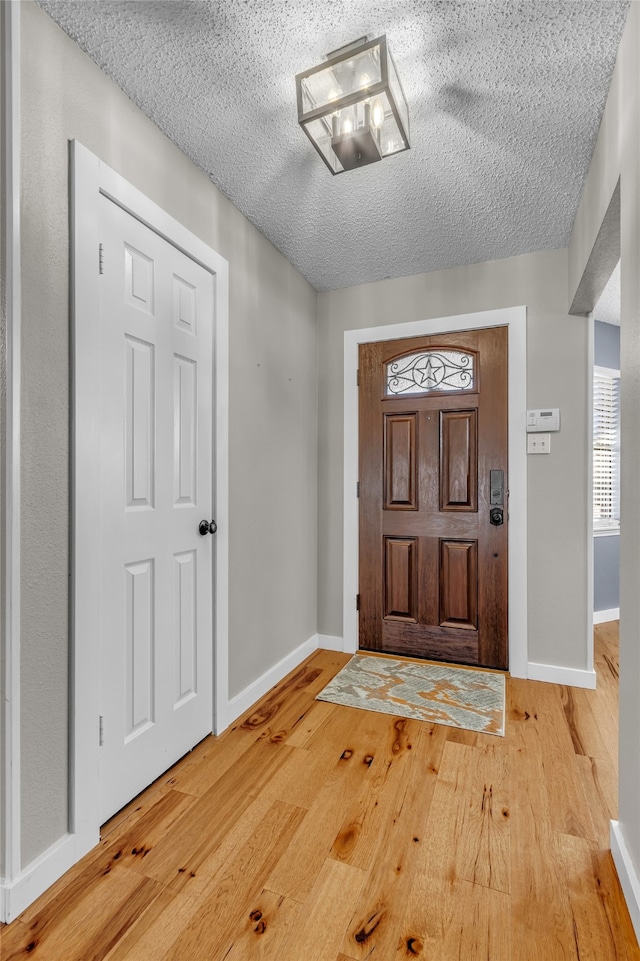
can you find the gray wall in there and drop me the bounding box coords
[0,2,7,882]
[595,317,621,369]
[569,0,640,888]
[594,319,620,615]
[16,0,318,867]
[318,248,591,673]
[594,535,620,612]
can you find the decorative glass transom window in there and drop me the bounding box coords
[386,349,475,395]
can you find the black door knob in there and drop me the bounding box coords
[490,508,504,527]
[199,519,217,535]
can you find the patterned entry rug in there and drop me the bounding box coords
[317,654,506,736]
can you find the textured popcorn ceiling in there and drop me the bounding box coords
[38,0,629,291]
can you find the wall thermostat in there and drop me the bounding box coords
[527,408,560,432]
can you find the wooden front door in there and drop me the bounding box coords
[358,327,508,669]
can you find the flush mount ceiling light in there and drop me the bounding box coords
[295,35,410,175]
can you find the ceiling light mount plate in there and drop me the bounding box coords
[295,35,410,175]
[324,37,369,60]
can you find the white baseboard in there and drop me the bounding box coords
[594,607,620,624]
[611,820,640,943]
[226,634,319,726]
[0,833,76,924]
[317,634,344,651]
[527,661,597,689]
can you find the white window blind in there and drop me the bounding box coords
[593,365,620,531]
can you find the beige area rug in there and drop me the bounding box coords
[317,654,506,736]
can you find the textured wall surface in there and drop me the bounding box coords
[35,0,629,291]
[595,261,622,328]
[317,248,591,673]
[19,0,318,867]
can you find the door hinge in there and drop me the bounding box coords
[356,369,360,386]
[99,243,104,275]
[356,594,360,611]
[99,715,104,747]
[357,481,360,498]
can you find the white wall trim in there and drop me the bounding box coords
[0,834,76,925]
[213,264,230,736]
[586,313,595,674]
[343,306,528,677]
[318,634,345,652]
[1,0,22,909]
[69,140,101,862]
[226,634,319,726]
[70,141,230,862]
[527,661,597,689]
[611,820,640,944]
[594,607,620,624]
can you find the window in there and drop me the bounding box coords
[386,349,475,395]
[593,365,620,531]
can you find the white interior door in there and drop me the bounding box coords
[98,194,214,823]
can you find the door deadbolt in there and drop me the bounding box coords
[490,470,504,506]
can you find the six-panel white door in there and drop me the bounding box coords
[98,194,214,823]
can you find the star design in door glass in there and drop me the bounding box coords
[386,350,474,395]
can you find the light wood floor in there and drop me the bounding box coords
[1,621,638,960]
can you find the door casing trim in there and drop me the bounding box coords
[343,306,527,677]
[71,140,230,861]
[1,0,22,911]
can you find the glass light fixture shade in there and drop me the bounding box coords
[296,35,410,175]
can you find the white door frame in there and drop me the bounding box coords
[71,141,230,859]
[343,306,528,678]
[2,0,22,910]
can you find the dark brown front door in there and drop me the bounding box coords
[358,326,508,670]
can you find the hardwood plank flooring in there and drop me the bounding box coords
[2,624,639,960]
